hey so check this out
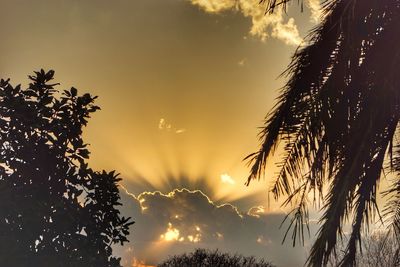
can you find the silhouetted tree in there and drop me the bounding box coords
[158,248,275,267]
[355,232,400,267]
[246,1,400,266]
[327,232,400,267]
[0,70,133,267]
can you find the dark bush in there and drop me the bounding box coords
[158,248,275,267]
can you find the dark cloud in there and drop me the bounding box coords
[121,171,272,212]
[115,187,318,267]
[122,173,217,200]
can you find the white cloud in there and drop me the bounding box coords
[158,118,186,134]
[189,0,236,13]
[271,17,302,46]
[158,118,171,130]
[220,173,236,185]
[175,128,187,134]
[307,0,322,23]
[188,0,304,46]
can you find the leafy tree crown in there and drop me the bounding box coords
[0,69,133,267]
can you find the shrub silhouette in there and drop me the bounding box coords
[0,70,133,267]
[158,248,275,267]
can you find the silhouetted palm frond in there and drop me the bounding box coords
[247,1,400,266]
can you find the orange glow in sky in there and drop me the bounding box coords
[0,0,317,212]
[0,1,318,266]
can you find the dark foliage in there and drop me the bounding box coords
[328,232,400,267]
[247,0,400,266]
[0,70,134,267]
[158,248,275,267]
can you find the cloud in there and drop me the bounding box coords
[116,186,317,267]
[174,128,187,134]
[188,0,304,45]
[158,118,171,130]
[220,173,236,185]
[306,0,322,23]
[271,17,302,46]
[248,206,266,218]
[237,58,247,67]
[158,118,186,134]
[190,0,236,13]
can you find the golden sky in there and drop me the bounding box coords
[1,0,319,266]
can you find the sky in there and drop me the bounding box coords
[1,0,321,266]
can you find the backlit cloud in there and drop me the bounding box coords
[116,186,317,267]
[307,0,322,23]
[190,0,236,13]
[271,17,302,46]
[248,206,266,218]
[220,173,236,185]
[174,128,187,134]
[188,0,304,45]
[238,58,247,67]
[158,118,186,134]
[160,223,183,242]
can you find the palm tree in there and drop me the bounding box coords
[246,0,400,266]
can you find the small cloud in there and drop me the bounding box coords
[307,0,322,23]
[248,206,266,218]
[216,232,224,240]
[256,235,272,246]
[160,222,182,242]
[158,118,171,130]
[190,0,236,13]
[187,233,201,243]
[220,173,236,185]
[158,118,186,134]
[175,128,187,134]
[238,58,247,67]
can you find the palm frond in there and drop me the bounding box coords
[247,0,400,266]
